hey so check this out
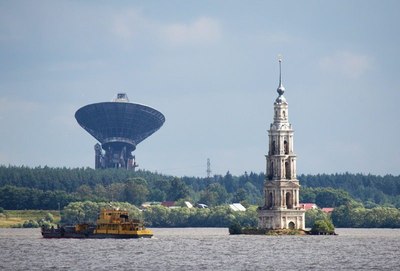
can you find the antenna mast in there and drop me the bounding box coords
[206,158,212,178]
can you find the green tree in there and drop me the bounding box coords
[149,189,167,202]
[199,189,218,207]
[229,221,243,234]
[311,219,335,234]
[234,205,258,227]
[305,209,330,228]
[169,207,192,227]
[188,208,211,227]
[222,171,236,193]
[331,202,364,227]
[124,178,149,205]
[199,183,229,207]
[168,178,190,201]
[45,212,55,223]
[207,206,236,227]
[315,188,353,208]
[22,220,40,228]
[363,207,400,228]
[61,201,142,225]
[300,187,316,203]
[233,188,248,203]
[143,205,170,227]
[76,185,93,200]
[107,183,125,201]
[93,184,108,200]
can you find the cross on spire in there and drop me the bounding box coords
[277,56,285,96]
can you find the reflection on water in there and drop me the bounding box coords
[1,228,399,270]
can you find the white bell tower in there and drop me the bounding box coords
[258,58,305,230]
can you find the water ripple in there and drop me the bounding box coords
[1,228,399,270]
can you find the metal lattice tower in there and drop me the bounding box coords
[206,158,212,178]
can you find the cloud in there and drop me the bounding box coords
[111,9,149,40]
[110,10,221,47]
[161,17,222,46]
[319,51,373,78]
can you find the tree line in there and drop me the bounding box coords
[59,200,400,229]
[61,201,258,228]
[0,166,399,210]
[298,173,400,207]
[331,202,400,228]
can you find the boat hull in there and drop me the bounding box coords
[41,230,153,239]
[41,228,153,239]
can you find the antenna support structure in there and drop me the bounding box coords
[206,158,212,179]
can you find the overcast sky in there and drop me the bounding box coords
[0,1,399,177]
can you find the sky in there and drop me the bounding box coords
[0,0,399,177]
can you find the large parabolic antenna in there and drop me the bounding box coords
[75,93,165,169]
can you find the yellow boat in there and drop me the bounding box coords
[94,208,153,238]
[42,208,153,239]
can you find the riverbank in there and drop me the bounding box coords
[0,210,60,228]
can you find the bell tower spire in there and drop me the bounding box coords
[257,57,305,231]
[277,56,285,96]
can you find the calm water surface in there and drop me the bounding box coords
[1,228,399,270]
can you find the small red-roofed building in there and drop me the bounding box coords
[161,201,175,208]
[299,203,318,211]
[322,208,334,214]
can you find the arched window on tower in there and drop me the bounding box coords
[284,140,289,154]
[285,162,291,179]
[271,141,276,155]
[283,110,286,119]
[286,192,293,209]
[268,192,273,208]
[269,161,274,180]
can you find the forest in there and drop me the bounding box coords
[0,166,399,228]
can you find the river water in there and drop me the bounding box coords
[1,228,399,270]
